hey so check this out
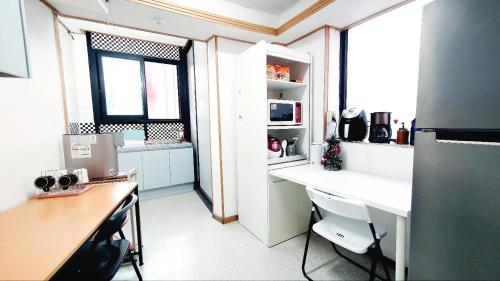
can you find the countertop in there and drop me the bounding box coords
[118,141,192,153]
[269,164,412,217]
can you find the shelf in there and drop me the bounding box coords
[267,79,307,90]
[267,125,306,130]
[268,154,307,166]
[268,158,310,170]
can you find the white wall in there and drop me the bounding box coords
[216,38,251,218]
[0,0,66,211]
[207,37,252,219]
[207,38,223,217]
[328,28,341,116]
[70,34,94,123]
[287,29,326,144]
[56,31,93,124]
[58,23,78,123]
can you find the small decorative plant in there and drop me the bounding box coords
[321,138,342,171]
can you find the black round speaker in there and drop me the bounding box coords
[34,176,55,192]
[58,174,78,190]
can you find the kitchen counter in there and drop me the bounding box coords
[118,141,192,153]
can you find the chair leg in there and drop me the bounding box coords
[369,251,378,281]
[118,229,126,240]
[376,242,391,281]
[120,229,142,281]
[302,210,315,281]
[127,249,143,281]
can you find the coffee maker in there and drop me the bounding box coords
[369,112,392,143]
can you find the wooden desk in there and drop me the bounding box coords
[269,164,411,280]
[0,182,142,280]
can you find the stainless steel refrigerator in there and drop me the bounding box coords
[409,0,500,279]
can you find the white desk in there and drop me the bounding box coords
[269,164,411,281]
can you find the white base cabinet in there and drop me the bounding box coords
[143,150,171,190]
[118,147,194,191]
[118,152,144,190]
[268,179,311,246]
[170,148,195,186]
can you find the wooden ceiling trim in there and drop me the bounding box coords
[128,0,335,36]
[277,0,336,34]
[129,0,277,35]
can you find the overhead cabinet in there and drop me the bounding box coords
[0,0,30,78]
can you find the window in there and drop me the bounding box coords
[101,56,144,116]
[346,0,433,130]
[95,52,181,122]
[145,61,180,119]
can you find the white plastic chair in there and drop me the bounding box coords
[302,186,392,281]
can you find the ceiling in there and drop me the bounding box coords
[49,0,410,45]
[222,0,300,16]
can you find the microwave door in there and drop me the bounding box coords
[270,103,294,124]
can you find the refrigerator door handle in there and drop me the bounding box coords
[434,131,500,145]
[436,139,500,147]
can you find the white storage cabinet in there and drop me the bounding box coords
[118,147,194,191]
[236,41,312,246]
[118,152,144,190]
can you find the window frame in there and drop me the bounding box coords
[88,41,184,124]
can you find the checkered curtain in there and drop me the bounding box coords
[90,32,180,61]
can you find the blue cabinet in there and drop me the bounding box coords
[142,150,171,190]
[170,147,195,186]
[0,0,30,78]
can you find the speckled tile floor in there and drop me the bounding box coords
[114,191,394,280]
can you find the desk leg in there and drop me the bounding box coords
[133,186,144,266]
[395,215,406,281]
[130,208,137,251]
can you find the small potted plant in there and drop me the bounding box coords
[321,138,342,171]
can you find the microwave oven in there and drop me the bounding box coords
[267,99,302,126]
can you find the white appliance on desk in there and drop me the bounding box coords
[236,41,312,246]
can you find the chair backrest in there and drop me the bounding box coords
[92,193,138,244]
[306,186,372,223]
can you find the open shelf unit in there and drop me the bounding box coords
[266,79,307,90]
[267,125,306,130]
[266,50,311,169]
[236,41,312,247]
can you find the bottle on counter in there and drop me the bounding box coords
[396,122,409,145]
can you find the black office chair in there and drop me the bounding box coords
[54,194,142,281]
